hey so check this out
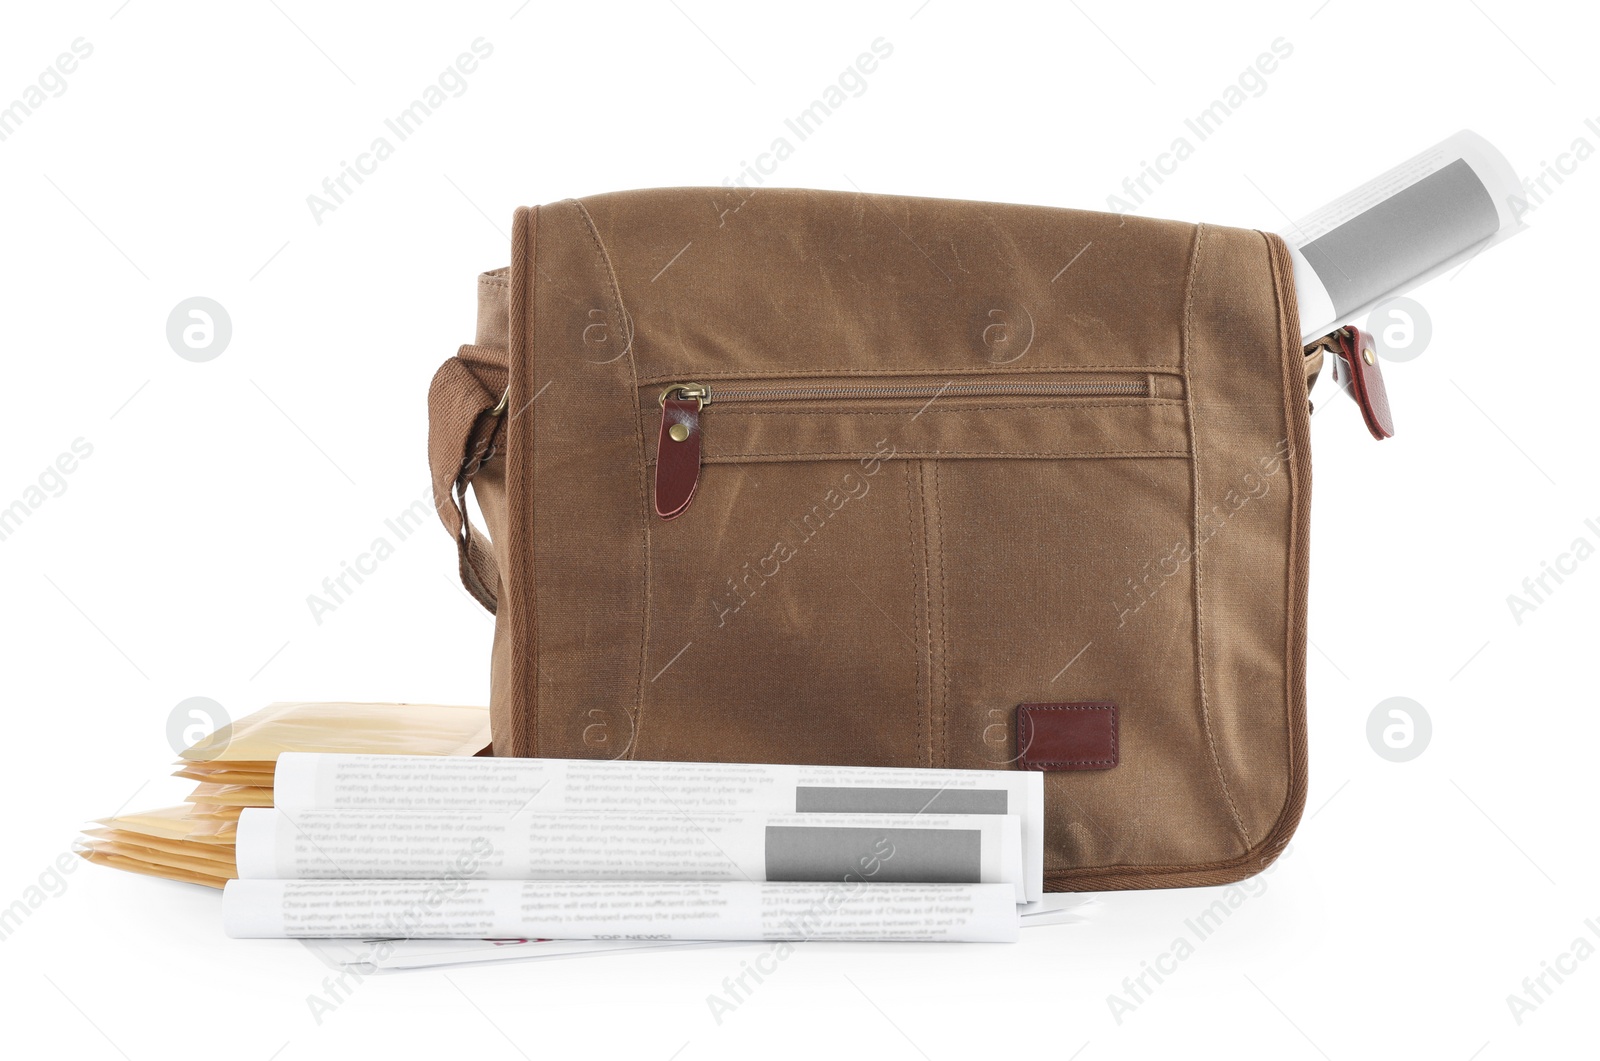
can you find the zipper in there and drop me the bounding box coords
[653,376,1154,520]
[660,378,1149,406]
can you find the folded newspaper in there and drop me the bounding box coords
[223,752,1048,943]
[77,705,1083,952]
[300,894,1098,973]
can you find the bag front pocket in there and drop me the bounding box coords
[649,372,1187,520]
[632,370,1194,773]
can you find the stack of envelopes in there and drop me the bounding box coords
[76,701,492,888]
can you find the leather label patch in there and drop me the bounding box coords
[1016,702,1118,771]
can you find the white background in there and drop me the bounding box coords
[2,1,1596,1057]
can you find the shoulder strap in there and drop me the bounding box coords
[428,344,508,613]
[428,268,515,612]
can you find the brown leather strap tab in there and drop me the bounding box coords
[654,395,703,519]
[427,345,509,613]
[1330,325,1393,439]
[1303,325,1394,439]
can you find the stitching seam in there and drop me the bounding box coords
[645,449,1192,462]
[933,460,949,768]
[904,461,922,768]
[917,461,934,767]
[1182,223,1251,847]
[573,198,651,762]
[632,363,1184,381]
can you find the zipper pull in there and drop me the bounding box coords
[655,384,707,519]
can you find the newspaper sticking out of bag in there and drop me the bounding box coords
[1284,129,1525,340]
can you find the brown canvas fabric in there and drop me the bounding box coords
[427,188,1312,891]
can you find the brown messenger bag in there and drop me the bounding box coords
[427,188,1387,892]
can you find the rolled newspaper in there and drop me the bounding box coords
[222,879,1022,942]
[236,808,1027,901]
[272,752,1047,901]
[1281,129,1524,341]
